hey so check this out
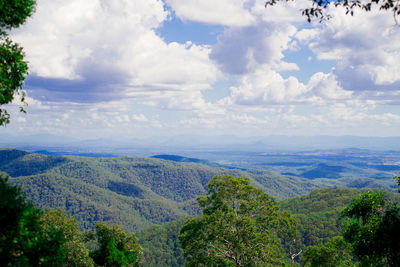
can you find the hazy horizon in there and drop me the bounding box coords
[2,134,400,155]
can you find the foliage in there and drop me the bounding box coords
[40,209,94,267]
[394,174,400,193]
[2,148,328,232]
[0,0,36,35]
[280,188,363,247]
[137,219,186,266]
[134,188,380,267]
[0,0,36,125]
[0,39,28,125]
[302,236,355,267]
[342,191,400,266]
[266,0,400,22]
[5,149,400,266]
[0,172,39,265]
[179,175,296,266]
[90,223,142,267]
[0,173,75,266]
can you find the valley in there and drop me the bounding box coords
[1,147,400,265]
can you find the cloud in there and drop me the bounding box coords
[220,66,353,108]
[210,22,297,75]
[166,0,255,26]
[4,0,400,138]
[305,72,353,101]
[132,113,148,122]
[11,0,220,110]
[301,6,400,96]
[221,66,305,106]
[252,0,311,23]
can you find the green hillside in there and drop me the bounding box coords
[0,149,313,231]
[0,148,394,233]
[137,188,400,266]
[281,187,400,247]
[137,219,186,267]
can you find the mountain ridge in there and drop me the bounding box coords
[0,148,395,232]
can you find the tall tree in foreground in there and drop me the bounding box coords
[40,209,94,267]
[0,173,75,266]
[179,175,297,266]
[341,191,400,266]
[0,0,36,125]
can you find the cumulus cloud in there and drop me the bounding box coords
[4,0,400,138]
[211,22,297,75]
[221,66,306,106]
[166,0,255,26]
[220,66,353,108]
[301,6,400,96]
[11,0,220,109]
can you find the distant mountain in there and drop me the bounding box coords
[151,154,222,168]
[34,150,118,158]
[2,134,400,154]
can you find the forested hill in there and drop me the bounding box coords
[0,148,394,232]
[137,187,400,266]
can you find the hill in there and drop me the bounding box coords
[1,148,396,232]
[2,148,399,265]
[0,148,325,232]
[137,187,400,266]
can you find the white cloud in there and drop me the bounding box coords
[211,22,297,75]
[4,0,400,138]
[132,114,148,122]
[253,0,311,23]
[166,0,255,26]
[13,0,168,80]
[303,6,400,94]
[222,66,307,106]
[306,72,353,101]
[220,66,354,108]
[11,0,220,113]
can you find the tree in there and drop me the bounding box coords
[0,172,41,265]
[302,236,355,267]
[0,173,73,266]
[266,0,400,22]
[341,191,400,266]
[91,223,142,267]
[179,175,297,267]
[0,0,36,125]
[40,209,94,267]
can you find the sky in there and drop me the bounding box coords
[3,0,400,140]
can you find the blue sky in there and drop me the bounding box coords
[2,0,400,140]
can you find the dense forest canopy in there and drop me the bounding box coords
[2,148,400,265]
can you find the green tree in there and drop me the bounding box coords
[179,175,297,267]
[0,0,36,125]
[341,191,400,266]
[0,173,70,266]
[302,236,355,267]
[0,172,40,265]
[40,209,94,267]
[91,223,142,267]
[266,0,400,22]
